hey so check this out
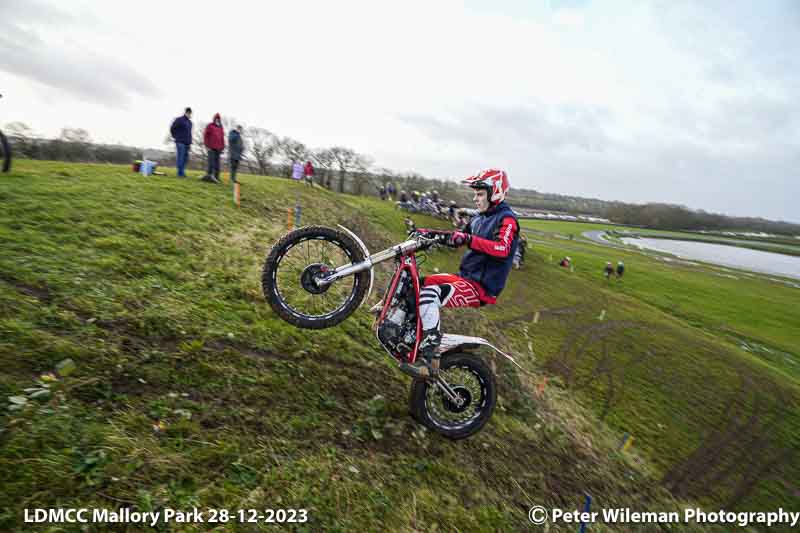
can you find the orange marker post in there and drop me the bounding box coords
[287,207,294,231]
[536,376,548,398]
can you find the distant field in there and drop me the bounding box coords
[520,218,800,256]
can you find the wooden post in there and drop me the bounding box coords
[536,376,548,398]
[287,207,294,231]
[233,182,240,207]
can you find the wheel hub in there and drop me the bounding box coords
[300,263,332,294]
[441,385,471,413]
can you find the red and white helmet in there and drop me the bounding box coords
[461,168,509,205]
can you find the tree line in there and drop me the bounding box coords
[3,120,462,200]
[4,120,798,235]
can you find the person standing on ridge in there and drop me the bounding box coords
[228,125,244,183]
[291,160,303,181]
[170,107,193,177]
[303,160,315,186]
[202,113,225,183]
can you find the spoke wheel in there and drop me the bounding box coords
[262,226,370,329]
[409,353,497,440]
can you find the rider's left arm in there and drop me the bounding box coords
[468,217,518,258]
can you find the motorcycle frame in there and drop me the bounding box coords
[374,252,424,364]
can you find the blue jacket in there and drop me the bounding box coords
[228,129,244,160]
[170,115,193,145]
[458,201,519,298]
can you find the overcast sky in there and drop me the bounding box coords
[1,0,798,221]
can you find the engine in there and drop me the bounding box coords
[377,271,417,355]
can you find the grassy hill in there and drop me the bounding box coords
[1,160,797,531]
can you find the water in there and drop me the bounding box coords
[620,237,800,281]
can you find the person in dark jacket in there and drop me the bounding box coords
[513,233,528,269]
[400,169,518,379]
[228,125,244,183]
[616,261,625,279]
[170,107,193,177]
[203,113,225,183]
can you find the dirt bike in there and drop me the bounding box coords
[262,225,523,439]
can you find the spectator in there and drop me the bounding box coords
[387,182,396,200]
[604,261,614,279]
[228,125,244,183]
[513,233,528,270]
[303,160,315,187]
[379,184,388,200]
[616,261,625,279]
[291,160,303,181]
[170,107,192,177]
[454,207,478,230]
[202,113,225,183]
[559,256,571,268]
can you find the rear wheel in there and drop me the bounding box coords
[409,353,497,440]
[0,131,10,173]
[262,226,370,329]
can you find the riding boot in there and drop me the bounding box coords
[400,328,442,379]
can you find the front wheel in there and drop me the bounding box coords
[262,226,370,329]
[409,353,497,440]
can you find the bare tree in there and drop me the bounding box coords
[351,153,374,195]
[275,136,308,177]
[329,146,359,193]
[245,127,278,175]
[4,122,35,157]
[58,127,92,160]
[191,122,209,170]
[60,127,91,144]
[311,148,335,188]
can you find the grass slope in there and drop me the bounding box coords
[0,160,797,531]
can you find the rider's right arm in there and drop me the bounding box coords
[467,217,518,258]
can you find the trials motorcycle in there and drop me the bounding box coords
[261,225,523,439]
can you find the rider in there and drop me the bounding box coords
[401,169,519,378]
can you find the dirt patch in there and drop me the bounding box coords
[0,273,54,304]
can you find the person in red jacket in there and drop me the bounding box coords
[303,160,315,187]
[203,113,225,183]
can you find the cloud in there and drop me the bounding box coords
[400,102,613,155]
[0,0,160,107]
[399,95,800,221]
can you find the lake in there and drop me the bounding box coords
[620,237,800,281]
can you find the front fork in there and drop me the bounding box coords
[433,376,465,407]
